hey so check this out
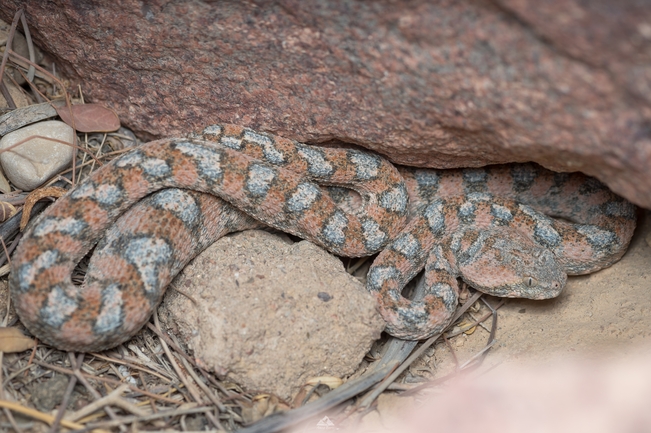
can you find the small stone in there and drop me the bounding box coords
[29,374,69,412]
[0,120,74,191]
[159,230,385,400]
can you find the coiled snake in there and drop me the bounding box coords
[9,125,636,351]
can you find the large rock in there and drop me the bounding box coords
[159,230,384,400]
[1,1,649,207]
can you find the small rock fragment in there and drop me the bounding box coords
[159,230,385,400]
[0,120,74,191]
[29,374,69,412]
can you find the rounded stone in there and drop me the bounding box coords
[0,120,75,191]
[159,230,385,400]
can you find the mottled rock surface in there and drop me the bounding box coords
[158,230,384,400]
[0,1,650,207]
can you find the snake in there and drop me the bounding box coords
[8,125,636,351]
[368,165,637,339]
[10,125,408,351]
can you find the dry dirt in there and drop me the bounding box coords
[159,230,385,401]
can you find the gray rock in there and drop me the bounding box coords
[0,120,74,191]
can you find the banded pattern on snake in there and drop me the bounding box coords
[9,125,637,351]
[369,165,637,339]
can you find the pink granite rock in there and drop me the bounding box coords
[1,0,649,207]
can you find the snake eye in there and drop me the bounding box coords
[525,276,537,287]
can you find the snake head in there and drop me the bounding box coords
[456,228,567,299]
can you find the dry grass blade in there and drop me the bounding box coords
[177,351,226,414]
[347,256,369,275]
[150,311,225,429]
[30,358,181,405]
[444,298,505,340]
[355,291,484,410]
[19,186,66,230]
[153,312,203,405]
[0,398,103,432]
[0,82,15,110]
[0,9,24,109]
[47,353,82,433]
[17,12,35,82]
[82,405,215,430]
[89,352,175,384]
[399,298,506,397]
[145,322,200,370]
[458,340,496,369]
[6,52,57,84]
[0,233,12,270]
[67,383,148,422]
[235,365,395,433]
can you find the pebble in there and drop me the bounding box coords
[0,120,74,191]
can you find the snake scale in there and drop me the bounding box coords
[9,125,637,351]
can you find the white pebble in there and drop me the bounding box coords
[0,120,74,191]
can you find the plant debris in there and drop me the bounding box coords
[53,101,120,133]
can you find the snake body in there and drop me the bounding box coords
[10,125,408,351]
[368,165,637,339]
[9,125,636,351]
